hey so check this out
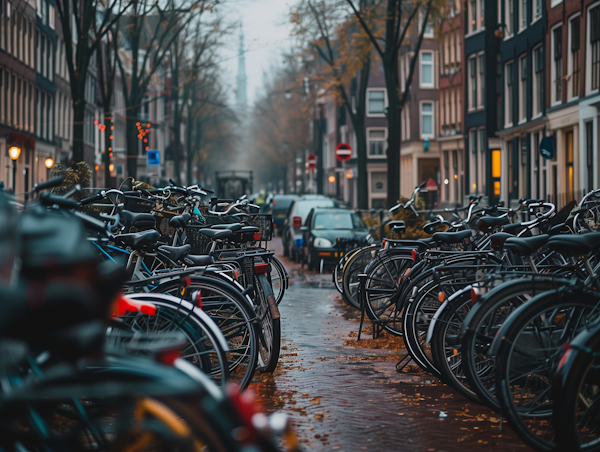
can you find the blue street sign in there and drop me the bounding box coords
[424,138,429,152]
[147,150,160,166]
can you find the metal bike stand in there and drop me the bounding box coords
[357,274,367,341]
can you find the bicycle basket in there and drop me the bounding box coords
[185,224,212,254]
[245,214,273,241]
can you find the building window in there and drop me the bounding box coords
[586,122,594,191]
[469,57,477,109]
[367,89,385,115]
[505,0,514,37]
[421,102,433,137]
[49,4,54,29]
[519,0,527,30]
[419,11,434,37]
[570,16,580,98]
[533,46,543,115]
[505,61,514,126]
[553,26,562,103]
[470,0,477,32]
[478,53,485,107]
[519,54,527,122]
[368,129,386,156]
[421,52,434,87]
[534,0,541,21]
[591,7,600,91]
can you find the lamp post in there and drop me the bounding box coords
[8,147,21,194]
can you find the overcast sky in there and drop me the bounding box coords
[218,0,298,107]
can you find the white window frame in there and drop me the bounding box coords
[504,0,514,39]
[420,51,434,88]
[367,128,387,158]
[518,54,527,123]
[477,52,485,109]
[519,0,527,32]
[568,13,580,101]
[468,55,477,111]
[532,0,542,23]
[551,0,563,8]
[366,88,387,117]
[419,11,434,38]
[585,1,600,95]
[551,23,563,106]
[505,60,514,127]
[420,101,435,138]
[532,44,543,118]
[466,0,484,36]
[49,5,55,29]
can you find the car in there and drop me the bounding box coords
[281,195,336,262]
[266,194,299,235]
[300,208,374,271]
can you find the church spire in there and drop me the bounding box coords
[236,23,247,112]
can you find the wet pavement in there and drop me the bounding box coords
[248,238,530,452]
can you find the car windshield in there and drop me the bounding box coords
[272,196,296,210]
[295,200,335,218]
[313,212,364,230]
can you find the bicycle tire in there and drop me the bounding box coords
[342,246,380,310]
[268,255,288,305]
[494,290,600,451]
[150,276,259,390]
[255,272,281,373]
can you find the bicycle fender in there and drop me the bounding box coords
[426,285,472,345]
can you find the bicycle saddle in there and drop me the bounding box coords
[212,223,244,232]
[477,216,510,233]
[239,226,260,233]
[504,234,549,256]
[199,229,233,240]
[120,210,156,230]
[547,232,600,257]
[490,232,513,250]
[114,229,161,249]
[183,254,215,266]
[169,213,191,228]
[502,222,525,235]
[432,230,471,244]
[158,244,191,261]
[388,221,406,229]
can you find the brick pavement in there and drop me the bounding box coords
[249,239,529,452]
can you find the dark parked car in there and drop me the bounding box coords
[266,194,299,235]
[282,195,336,262]
[300,208,374,271]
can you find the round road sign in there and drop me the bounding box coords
[335,143,352,161]
[307,153,317,171]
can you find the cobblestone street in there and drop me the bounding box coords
[249,239,529,452]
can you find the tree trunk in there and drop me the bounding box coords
[172,51,182,184]
[356,57,371,210]
[72,99,86,163]
[186,111,194,184]
[126,111,139,180]
[384,56,401,208]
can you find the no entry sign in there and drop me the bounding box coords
[335,143,352,161]
[307,153,317,171]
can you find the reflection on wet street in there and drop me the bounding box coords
[249,238,528,451]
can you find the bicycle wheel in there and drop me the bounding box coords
[494,290,600,451]
[430,287,481,403]
[363,252,414,334]
[342,246,379,310]
[461,278,564,411]
[268,256,288,305]
[334,249,356,294]
[151,276,259,390]
[115,293,230,387]
[255,272,281,372]
[552,323,600,451]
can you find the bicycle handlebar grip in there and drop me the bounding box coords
[33,175,66,192]
[80,192,105,205]
[39,192,80,209]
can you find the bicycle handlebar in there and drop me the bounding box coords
[39,192,80,209]
[33,175,66,192]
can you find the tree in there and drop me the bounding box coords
[116,0,212,180]
[345,0,438,208]
[55,0,132,165]
[291,0,373,208]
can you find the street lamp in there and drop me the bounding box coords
[44,157,54,169]
[8,147,21,194]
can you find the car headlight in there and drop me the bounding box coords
[366,234,375,244]
[313,237,333,248]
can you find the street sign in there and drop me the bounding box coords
[307,153,317,171]
[335,143,352,161]
[424,138,429,152]
[147,150,160,177]
[540,137,555,160]
[424,177,438,192]
[147,150,160,166]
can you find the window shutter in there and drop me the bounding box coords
[571,17,580,52]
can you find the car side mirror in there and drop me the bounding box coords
[300,226,308,232]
